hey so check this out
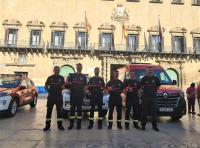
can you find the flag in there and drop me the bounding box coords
[122,22,128,41]
[85,11,92,35]
[158,17,162,51]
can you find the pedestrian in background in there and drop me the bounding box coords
[196,83,200,116]
[186,83,196,115]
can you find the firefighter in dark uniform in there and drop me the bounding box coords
[87,67,105,129]
[124,71,141,130]
[140,66,160,131]
[106,70,124,129]
[67,63,87,130]
[43,66,65,131]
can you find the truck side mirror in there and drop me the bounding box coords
[172,80,177,85]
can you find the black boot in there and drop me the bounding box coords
[125,123,129,130]
[141,126,146,131]
[43,125,50,131]
[77,119,81,130]
[117,122,123,129]
[87,121,93,129]
[153,126,160,132]
[98,119,103,129]
[108,123,112,129]
[68,119,74,130]
[58,122,65,131]
[43,121,51,131]
[133,122,140,129]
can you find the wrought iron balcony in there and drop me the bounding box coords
[0,40,45,49]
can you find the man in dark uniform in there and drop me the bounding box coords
[124,71,140,130]
[106,70,124,129]
[87,67,105,129]
[67,63,87,130]
[43,66,65,131]
[140,66,160,131]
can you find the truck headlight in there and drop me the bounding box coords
[179,91,184,98]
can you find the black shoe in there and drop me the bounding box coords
[98,124,102,129]
[188,111,192,114]
[117,124,123,129]
[58,125,65,131]
[108,124,112,129]
[43,126,50,131]
[125,126,129,130]
[141,127,146,131]
[76,126,81,130]
[153,127,159,132]
[68,125,73,130]
[134,124,140,129]
[87,124,93,129]
[192,112,196,115]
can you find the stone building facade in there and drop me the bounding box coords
[0,0,200,90]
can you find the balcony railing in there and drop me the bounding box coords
[0,40,199,55]
[0,40,45,49]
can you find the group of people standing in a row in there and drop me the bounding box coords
[186,83,200,116]
[43,63,161,132]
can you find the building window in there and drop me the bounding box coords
[172,0,184,4]
[193,37,200,54]
[192,0,200,5]
[150,35,162,52]
[127,34,138,51]
[76,32,88,50]
[150,0,162,3]
[18,53,27,65]
[51,31,65,48]
[30,30,41,47]
[100,33,114,50]
[5,29,18,46]
[172,36,185,53]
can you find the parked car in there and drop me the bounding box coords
[118,64,186,120]
[62,75,109,118]
[0,74,38,117]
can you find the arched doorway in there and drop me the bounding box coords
[60,65,75,79]
[166,68,179,86]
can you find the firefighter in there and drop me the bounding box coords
[87,67,105,129]
[43,66,65,131]
[106,70,124,129]
[140,66,160,131]
[124,71,141,130]
[67,63,87,130]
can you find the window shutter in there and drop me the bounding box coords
[39,31,41,46]
[111,33,114,50]
[148,35,152,52]
[30,30,33,46]
[171,36,175,53]
[75,31,79,49]
[99,32,102,49]
[86,32,88,49]
[136,35,139,51]
[126,34,129,50]
[4,29,8,45]
[193,37,196,54]
[61,32,65,48]
[183,36,187,53]
[51,31,54,47]
[161,35,164,52]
